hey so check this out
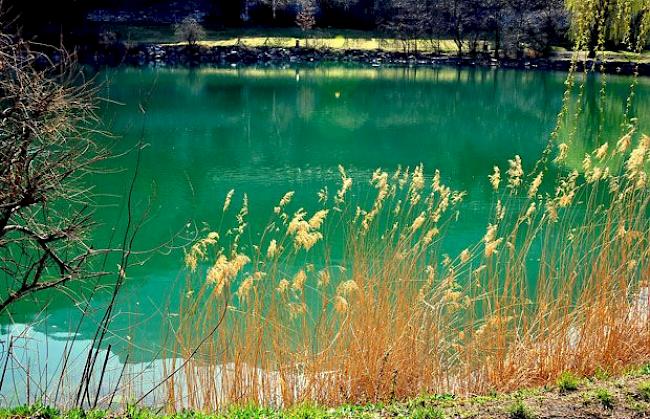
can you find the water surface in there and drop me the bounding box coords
[1,65,648,402]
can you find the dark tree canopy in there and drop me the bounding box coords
[2,0,646,57]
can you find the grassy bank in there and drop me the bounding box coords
[101,24,650,62]
[106,25,461,53]
[3,366,650,418]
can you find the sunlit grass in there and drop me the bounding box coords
[109,23,650,60]
[164,37,461,54]
[113,24,461,53]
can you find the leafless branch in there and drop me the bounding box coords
[0,29,112,313]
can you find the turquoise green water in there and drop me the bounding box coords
[1,65,648,372]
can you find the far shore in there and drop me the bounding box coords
[76,39,650,76]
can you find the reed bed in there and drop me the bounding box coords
[164,131,650,411]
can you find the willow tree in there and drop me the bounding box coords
[566,0,650,56]
[548,0,649,147]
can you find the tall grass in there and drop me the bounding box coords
[166,134,650,411]
[160,2,650,409]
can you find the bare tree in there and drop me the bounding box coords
[383,0,429,54]
[499,0,568,58]
[433,0,471,57]
[296,0,317,32]
[256,0,294,20]
[174,17,207,47]
[383,0,568,59]
[484,0,506,58]
[0,31,111,313]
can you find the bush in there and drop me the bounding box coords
[98,29,118,47]
[593,389,614,410]
[1,13,108,315]
[174,17,206,46]
[556,372,580,393]
[592,367,610,381]
[507,401,536,419]
[65,409,108,419]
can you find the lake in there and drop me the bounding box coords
[1,64,648,404]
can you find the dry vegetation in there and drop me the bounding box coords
[0,31,110,313]
[3,0,650,415]
[154,1,650,412]
[165,130,650,411]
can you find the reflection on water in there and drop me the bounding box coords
[1,324,178,406]
[1,65,647,403]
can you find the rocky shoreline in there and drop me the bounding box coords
[77,42,650,75]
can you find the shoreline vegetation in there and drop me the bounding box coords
[3,0,650,416]
[80,38,650,75]
[164,130,650,410]
[3,364,650,418]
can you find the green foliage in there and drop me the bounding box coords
[285,404,328,419]
[408,406,446,419]
[640,363,650,376]
[330,404,376,417]
[637,381,650,401]
[507,401,536,419]
[470,394,499,405]
[0,403,60,419]
[162,412,200,419]
[626,363,650,378]
[556,372,580,393]
[593,388,615,410]
[223,404,276,419]
[565,0,649,50]
[65,409,107,419]
[0,402,445,419]
[512,388,543,399]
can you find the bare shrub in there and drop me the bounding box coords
[296,0,317,32]
[0,32,110,313]
[174,17,206,47]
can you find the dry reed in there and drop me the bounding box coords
[164,139,650,411]
[163,0,650,409]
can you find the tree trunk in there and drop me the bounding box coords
[494,25,501,59]
[587,24,599,58]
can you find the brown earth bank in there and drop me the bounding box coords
[76,43,650,76]
[437,374,650,418]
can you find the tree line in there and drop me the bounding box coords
[4,0,649,58]
[210,0,570,57]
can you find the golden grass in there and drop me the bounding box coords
[163,131,650,411]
